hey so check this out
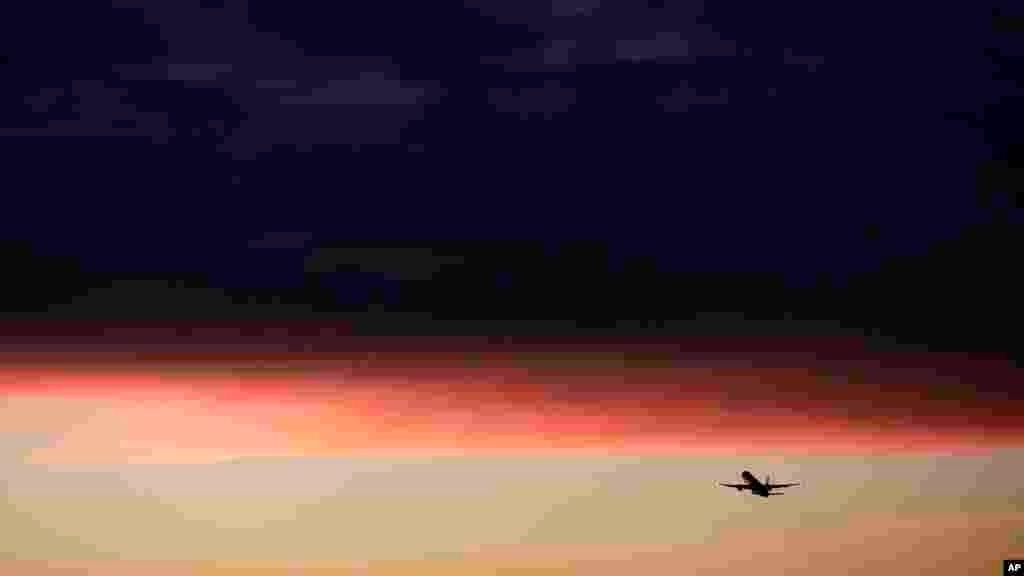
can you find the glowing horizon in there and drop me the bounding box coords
[1,333,1019,465]
[1,331,1021,574]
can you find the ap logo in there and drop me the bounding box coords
[1006,560,1023,574]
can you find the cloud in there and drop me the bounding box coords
[475,2,735,72]
[615,31,690,62]
[166,63,233,82]
[304,247,465,280]
[1,453,1022,565]
[543,39,578,67]
[551,0,603,17]
[488,80,576,120]
[0,432,54,463]
[784,47,825,72]
[247,231,315,250]
[1,80,175,144]
[280,73,426,107]
[657,80,729,113]
[108,0,445,156]
[52,280,236,318]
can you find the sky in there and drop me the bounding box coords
[0,335,1021,462]
[1,0,1022,574]
[1,335,1022,574]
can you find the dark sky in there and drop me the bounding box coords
[0,0,1021,359]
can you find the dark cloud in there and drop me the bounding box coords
[0,1,445,157]
[475,1,736,72]
[615,32,691,63]
[304,247,466,281]
[0,0,1011,362]
[2,80,174,144]
[551,0,603,18]
[165,63,234,82]
[657,80,729,113]
[488,79,576,120]
[783,48,825,73]
[247,231,315,251]
[279,74,427,107]
[110,1,445,156]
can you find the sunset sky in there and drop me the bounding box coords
[1,333,1021,574]
[2,0,1018,573]
[1,332,1021,461]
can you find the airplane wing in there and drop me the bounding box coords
[719,483,749,489]
[767,482,800,489]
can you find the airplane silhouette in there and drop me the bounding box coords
[719,470,800,497]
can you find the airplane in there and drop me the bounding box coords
[719,470,800,497]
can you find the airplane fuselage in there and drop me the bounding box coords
[742,470,772,496]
